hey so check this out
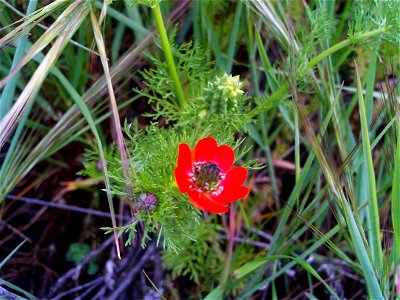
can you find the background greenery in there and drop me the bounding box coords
[0,0,399,299]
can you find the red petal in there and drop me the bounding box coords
[177,143,193,174]
[187,190,228,214]
[221,167,247,187]
[174,168,191,193]
[215,185,250,204]
[194,137,217,163]
[214,145,235,172]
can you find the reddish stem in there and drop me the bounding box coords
[222,203,236,286]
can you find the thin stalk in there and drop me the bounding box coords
[392,110,400,288]
[91,10,135,259]
[0,240,26,268]
[294,108,300,181]
[294,106,300,210]
[307,28,385,69]
[221,203,235,287]
[152,4,185,108]
[392,118,400,256]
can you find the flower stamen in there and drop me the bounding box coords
[191,162,225,194]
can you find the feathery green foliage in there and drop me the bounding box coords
[82,40,255,251]
[162,217,223,284]
[137,38,214,122]
[101,125,201,252]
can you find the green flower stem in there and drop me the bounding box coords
[307,28,385,69]
[152,4,186,108]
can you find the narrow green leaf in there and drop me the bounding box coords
[204,286,223,300]
[90,10,129,259]
[0,1,84,89]
[235,259,266,278]
[225,1,243,73]
[235,255,340,300]
[0,1,90,147]
[254,26,280,92]
[355,62,383,276]
[0,0,38,119]
[0,240,26,269]
[94,0,149,36]
[392,116,400,256]
[0,279,39,300]
[254,27,271,71]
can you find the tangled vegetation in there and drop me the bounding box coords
[0,0,399,299]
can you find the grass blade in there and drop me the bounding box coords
[0,0,69,48]
[298,95,384,298]
[355,62,383,277]
[225,1,243,73]
[0,1,90,147]
[0,279,39,300]
[0,26,156,203]
[392,106,400,292]
[93,0,149,36]
[61,67,121,259]
[235,254,340,299]
[0,1,83,89]
[0,0,38,119]
[90,10,135,259]
[0,240,26,269]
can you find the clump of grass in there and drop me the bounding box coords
[0,0,398,299]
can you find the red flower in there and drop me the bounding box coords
[174,137,249,214]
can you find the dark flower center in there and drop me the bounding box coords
[190,162,225,195]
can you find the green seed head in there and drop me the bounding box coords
[203,73,245,114]
[217,74,244,100]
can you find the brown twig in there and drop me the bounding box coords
[45,236,114,299]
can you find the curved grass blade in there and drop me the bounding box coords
[235,254,340,299]
[93,0,149,36]
[298,94,384,299]
[0,1,84,89]
[0,0,38,119]
[0,25,155,202]
[0,279,39,300]
[0,1,90,147]
[90,10,135,258]
[0,0,70,48]
[0,0,97,55]
[0,240,38,299]
[59,68,122,259]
